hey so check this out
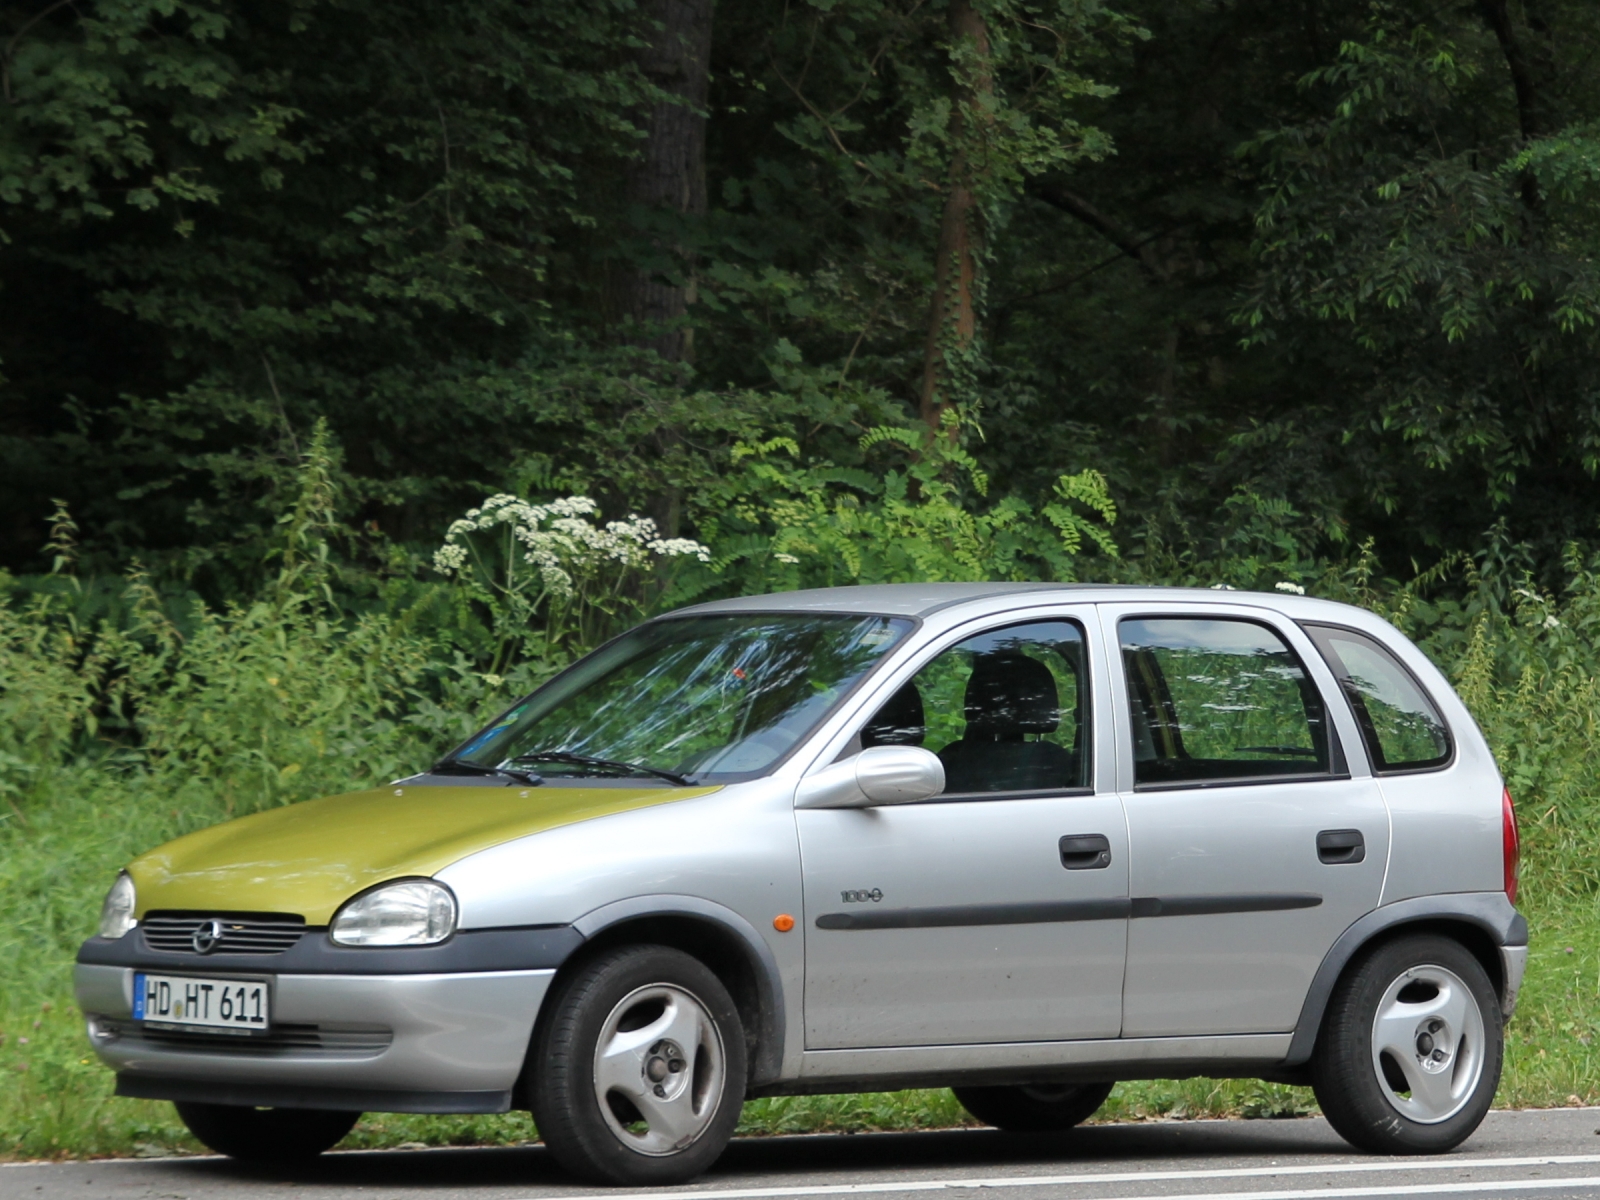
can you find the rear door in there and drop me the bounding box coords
[1098,603,1390,1037]
[797,610,1131,1049]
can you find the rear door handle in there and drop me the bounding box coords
[1060,834,1112,870]
[1317,829,1365,865]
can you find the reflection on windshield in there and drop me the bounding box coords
[449,613,912,782]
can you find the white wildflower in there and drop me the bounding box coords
[1274,581,1306,595]
[548,496,598,518]
[773,552,800,565]
[439,491,707,599]
[539,565,575,598]
[608,515,658,540]
[651,537,713,562]
[432,543,469,575]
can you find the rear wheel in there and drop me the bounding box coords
[1312,933,1502,1153]
[531,944,746,1185]
[952,1081,1114,1132]
[174,1102,359,1160]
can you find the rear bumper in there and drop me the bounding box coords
[75,963,554,1107]
[1500,943,1528,1019]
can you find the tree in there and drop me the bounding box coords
[1,0,657,576]
[919,0,994,432]
[1239,1,1600,557]
[609,0,716,363]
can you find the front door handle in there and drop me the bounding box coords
[1317,828,1365,865]
[1060,834,1112,870]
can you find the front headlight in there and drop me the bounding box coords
[99,872,136,940]
[329,879,457,947]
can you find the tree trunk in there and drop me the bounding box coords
[918,0,993,434]
[1477,0,1555,213]
[612,0,715,362]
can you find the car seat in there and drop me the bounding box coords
[861,681,926,748]
[938,652,1077,793]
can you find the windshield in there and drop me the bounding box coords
[447,613,914,783]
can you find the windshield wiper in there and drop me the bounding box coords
[508,751,692,787]
[431,758,544,786]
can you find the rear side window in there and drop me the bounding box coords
[1120,617,1335,787]
[1303,625,1451,773]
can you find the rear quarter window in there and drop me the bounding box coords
[1302,624,1452,773]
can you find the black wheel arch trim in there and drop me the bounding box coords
[1285,891,1526,1067]
[569,894,787,1087]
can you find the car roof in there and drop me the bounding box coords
[669,582,1379,624]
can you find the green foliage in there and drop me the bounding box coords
[1238,4,1600,510]
[0,0,303,225]
[3,0,668,576]
[701,410,1117,589]
[9,0,1600,587]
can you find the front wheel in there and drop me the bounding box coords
[952,1081,1114,1132]
[174,1102,359,1160]
[531,944,747,1186]
[1312,933,1502,1154]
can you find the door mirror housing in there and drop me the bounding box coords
[795,745,946,809]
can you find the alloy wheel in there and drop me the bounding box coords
[1369,963,1486,1124]
[592,983,726,1156]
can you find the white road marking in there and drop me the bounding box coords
[1070,1179,1600,1200]
[520,1155,1600,1200]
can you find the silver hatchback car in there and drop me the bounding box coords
[77,584,1525,1183]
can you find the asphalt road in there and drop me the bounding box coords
[9,1109,1600,1200]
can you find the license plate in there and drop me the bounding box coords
[133,973,269,1033]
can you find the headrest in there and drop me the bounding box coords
[862,681,925,747]
[964,652,1060,737]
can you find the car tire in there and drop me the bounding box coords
[173,1102,359,1160]
[531,944,747,1185]
[1312,933,1502,1154]
[952,1081,1114,1132]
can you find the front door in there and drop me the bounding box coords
[798,614,1130,1049]
[1101,605,1390,1038]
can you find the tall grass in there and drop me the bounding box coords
[3,492,1600,1156]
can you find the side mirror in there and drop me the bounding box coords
[794,746,946,810]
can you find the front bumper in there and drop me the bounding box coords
[75,963,554,1111]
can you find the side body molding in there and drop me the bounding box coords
[1285,891,1528,1067]
[570,894,787,1086]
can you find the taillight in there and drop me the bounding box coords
[1502,786,1520,906]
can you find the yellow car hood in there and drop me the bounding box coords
[126,783,716,924]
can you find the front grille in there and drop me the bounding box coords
[141,912,307,956]
[97,1018,391,1058]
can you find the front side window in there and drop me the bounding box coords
[859,619,1090,795]
[1304,624,1451,772]
[1120,617,1334,787]
[450,613,912,783]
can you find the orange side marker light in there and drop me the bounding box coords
[773,914,795,932]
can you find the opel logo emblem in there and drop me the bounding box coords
[192,918,225,954]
